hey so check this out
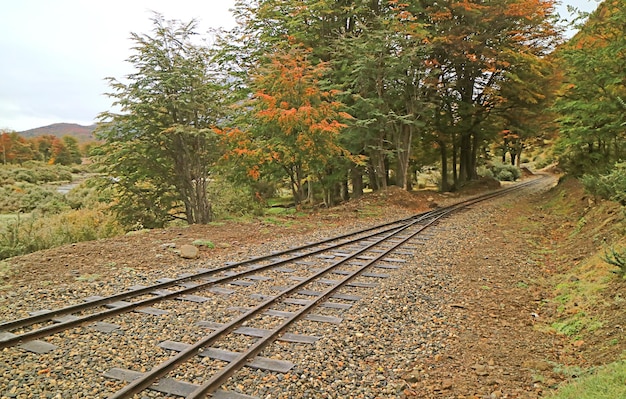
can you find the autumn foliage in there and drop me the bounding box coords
[219,45,355,204]
[0,132,82,165]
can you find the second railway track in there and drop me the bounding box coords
[0,177,552,399]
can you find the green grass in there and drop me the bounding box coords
[76,273,100,282]
[546,362,626,399]
[192,239,215,248]
[0,213,32,226]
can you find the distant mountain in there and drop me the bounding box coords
[19,123,98,142]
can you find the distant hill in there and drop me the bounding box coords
[19,123,98,142]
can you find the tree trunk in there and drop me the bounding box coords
[367,163,379,191]
[351,166,364,198]
[452,137,458,188]
[439,140,449,192]
[377,134,388,190]
[171,133,212,224]
[340,177,349,202]
[395,124,413,190]
[470,131,479,180]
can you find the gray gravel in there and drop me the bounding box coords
[0,185,546,399]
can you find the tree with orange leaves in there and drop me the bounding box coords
[228,44,356,206]
[0,131,34,164]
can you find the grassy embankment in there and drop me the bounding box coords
[529,178,626,398]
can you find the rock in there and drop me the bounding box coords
[441,379,453,390]
[179,244,199,259]
[523,360,551,371]
[472,364,489,376]
[404,372,420,383]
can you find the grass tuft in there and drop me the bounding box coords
[547,362,626,399]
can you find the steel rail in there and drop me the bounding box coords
[110,177,546,398]
[0,212,441,348]
[0,177,544,350]
[108,205,436,399]
[0,215,421,339]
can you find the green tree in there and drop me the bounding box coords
[62,136,82,164]
[553,1,626,176]
[97,15,227,227]
[233,0,432,196]
[420,0,559,189]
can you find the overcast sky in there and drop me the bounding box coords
[0,0,601,132]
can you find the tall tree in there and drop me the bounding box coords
[420,0,559,187]
[553,1,626,175]
[97,15,226,227]
[62,136,82,165]
[0,131,34,164]
[334,1,430,191]
[220,45,355,206]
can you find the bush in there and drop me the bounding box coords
[0,208,123,260]
[581,163,626,205]
[477,162,522,182]
[603,247,626,277]
[477,165,495,179]
[0,183,69,214]
[13,170,36,183]
[0,162,73,186]
[489,163,522,182]
[208,178,266,218]
[65,177,114,209]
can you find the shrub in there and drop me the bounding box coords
[0,183,70,214]
[496,169,515,181]
[0,162,73,186]
[13,170,36,183]
[603,246,626,277]
[487,163,522,182]
[477,165,495,179]
[581,163,626,205]
[65,177,114,209]
[208,178,266,218]
[0,207,123,260]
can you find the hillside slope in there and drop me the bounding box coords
[18,123,97,142]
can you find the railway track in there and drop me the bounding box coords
[0,177,546,399]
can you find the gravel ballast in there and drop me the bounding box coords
[1,179,578,399]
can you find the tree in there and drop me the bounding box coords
[62,136,82,165]
[553,1,626,175]
[49,137,71,165]
[0,131,34,164]
[221,44,356,206]
[0,130,12,164]
[97,15,227,227]
[419,0,560,188]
